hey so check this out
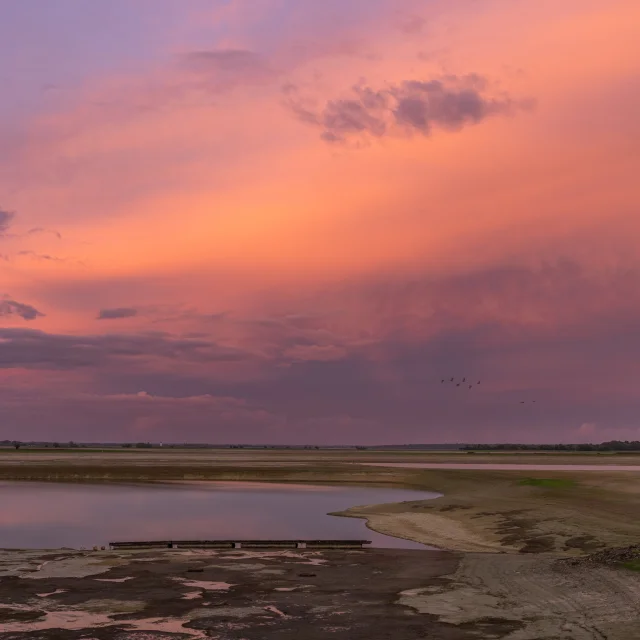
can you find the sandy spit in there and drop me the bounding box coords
[336,505,514,553]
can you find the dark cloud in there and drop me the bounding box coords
[321,93,387,142]
[0,328,249,370]
[0,209,15,234]
[287,74,535,143]
[0,298,45,321]
[97,307,139,320]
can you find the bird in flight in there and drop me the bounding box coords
[441,379,444,383]
[462,377,466,382]
[450,377,454,382]
[456,383,460,387]
[468,385,472,389]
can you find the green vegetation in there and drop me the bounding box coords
[518,477,576,488]
[623,560,640,572]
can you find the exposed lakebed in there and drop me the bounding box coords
[362,462,640,471]
[0,481,437,550]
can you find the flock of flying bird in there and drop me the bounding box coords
[440,377,537,403]
[441,377,479,390]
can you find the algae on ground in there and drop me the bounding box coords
[623,559,640,572]
[518,478,576,489]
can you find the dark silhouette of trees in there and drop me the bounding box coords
[461,441,640,452]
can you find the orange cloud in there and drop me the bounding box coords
[1,0,639,442]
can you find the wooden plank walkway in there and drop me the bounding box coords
[109,539,372,550]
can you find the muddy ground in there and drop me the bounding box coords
[1,547,639,639]
[2,449,640,469]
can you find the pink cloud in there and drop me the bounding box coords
[1,0,638,443]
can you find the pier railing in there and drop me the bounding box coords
[109,539,372,550]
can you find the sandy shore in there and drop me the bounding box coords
[345,510,513,552]
[335,469,640,554]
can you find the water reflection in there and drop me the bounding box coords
[0,481,436,550]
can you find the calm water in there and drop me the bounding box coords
[363,463,640,471]
[0,481,437,550]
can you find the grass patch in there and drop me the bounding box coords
[623,559,640,571]
[518,477,577,489]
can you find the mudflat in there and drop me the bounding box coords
[2,448,640,467]
[1,547,639,639]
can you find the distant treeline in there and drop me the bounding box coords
[462,441,640,452]
[0,441,458,450]
[3,440,640,452]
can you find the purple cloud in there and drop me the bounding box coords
[287,74,535,143]
[0,297,44,321]
[0,328,249,370]
[0,209,15,235]
[97,307,139,320]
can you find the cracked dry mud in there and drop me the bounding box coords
[1,548,639,639]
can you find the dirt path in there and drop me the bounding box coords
[399,553,640,639]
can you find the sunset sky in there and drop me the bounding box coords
[1,0,639,444]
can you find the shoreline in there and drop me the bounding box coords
[2,459,640,555]
[335,508,513,553]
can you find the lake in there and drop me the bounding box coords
[0,481,436,550]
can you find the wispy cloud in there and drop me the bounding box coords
[0,328,249,370]
[0,297,45,321]
[27,227,62,240]
[0,209,15,235]
[97,307,139,320]
[179,49,273,79]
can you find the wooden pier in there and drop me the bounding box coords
[109,539,372,550]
